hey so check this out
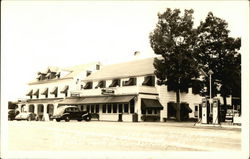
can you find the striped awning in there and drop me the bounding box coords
[60,85,69,93]
[26,89,33,96]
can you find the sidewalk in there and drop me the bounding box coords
[194,122,241,130]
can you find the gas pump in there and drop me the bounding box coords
[212,98,220,124]
[201,98,208,124]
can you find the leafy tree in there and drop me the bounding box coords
[195,12,241,106]
[150,8,200,121]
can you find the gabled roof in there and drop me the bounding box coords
[83,57,155,81]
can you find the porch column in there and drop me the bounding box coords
[53,103,58,116]
[43,104,49,121]
[34,104,38,115]
[136,97,142,121]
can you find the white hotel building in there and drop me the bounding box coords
[16,57,206,122]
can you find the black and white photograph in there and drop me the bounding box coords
[1,0,249,159]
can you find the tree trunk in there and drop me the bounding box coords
[176,89,181,121]
[223,96,227,107]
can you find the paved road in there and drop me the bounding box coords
[8,121,241,151]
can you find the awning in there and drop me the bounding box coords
[58,97,83,105]
[181,103,192,113]
[50,86,58,94]
[33,89,39,96]
[41,88,48,95]
[60,85,69,93]
[27,99,63,104]
[141,99,163,110]
[81,95,135,104]
[26,89,33,96]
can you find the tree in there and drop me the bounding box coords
[149,8,200,121]
[195,12,241,107]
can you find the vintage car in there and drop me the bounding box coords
[8,109,19,121]
[15,112,37,121]
[51,105,91,122]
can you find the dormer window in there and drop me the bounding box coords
[83,82,93,89]
[95,81,106,89]
[123,78,137,86]
[142,76,155,86]
[109,79,120,87]
[45,73,51,79]
[86,71,92,77]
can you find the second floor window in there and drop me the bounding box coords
[142,76,155,86]
[95,81,106,89]
[123,78,137,86]
[83,82,93,89]
[109,79,120,87]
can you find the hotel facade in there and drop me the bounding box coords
[15,57,230,122]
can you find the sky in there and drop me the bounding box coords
[1,0,249,101]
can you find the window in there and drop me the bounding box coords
[142,76,155,86]
[113,104,117,113]
[95,105,99,113]
[102,104,107,113]
[91,105,95,113]
[148,109,152,114]
[83,82,93,89]
[124,104,128,113]
[118,104,123,113]
[86,71,92,76]
[87,105,90,112]
[123,78,137,86]
[195,106,198,111]
[141,109,146,114]
[95,81,106,89]
[81,105,84,111]
[109,79,120,87]
[107,104,112,113]
[130,100,134,113]
[154,109,158,114]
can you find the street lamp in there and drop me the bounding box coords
[208,69,214,116]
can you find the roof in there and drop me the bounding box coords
[29,62,98,85]
[83,57,155,81]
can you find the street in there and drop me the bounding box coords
[8,121,241,152]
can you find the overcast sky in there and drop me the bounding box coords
[1,1,249,101]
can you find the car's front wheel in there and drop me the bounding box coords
[65,116,70,122]
[56,119,61,122]
[84,115,91,121]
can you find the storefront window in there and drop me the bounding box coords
[118,104,123,113]
[124,104,128,113]
[154,109,157,114]
[141,109,146,114]
[102,104,107,113]
[91,105,95,113]
[130,104,134,113]
[148,109,152,114]
[113,104,117,113]
[95,105,99,113]
[87,105,90,112]
[108,104,112,113]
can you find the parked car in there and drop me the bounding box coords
[51,105,91,122]
[15,112,37,121]
[8,109,19,121]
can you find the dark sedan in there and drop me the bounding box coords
[51,105,91,122]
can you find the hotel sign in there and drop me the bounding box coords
[101,88,115,95]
